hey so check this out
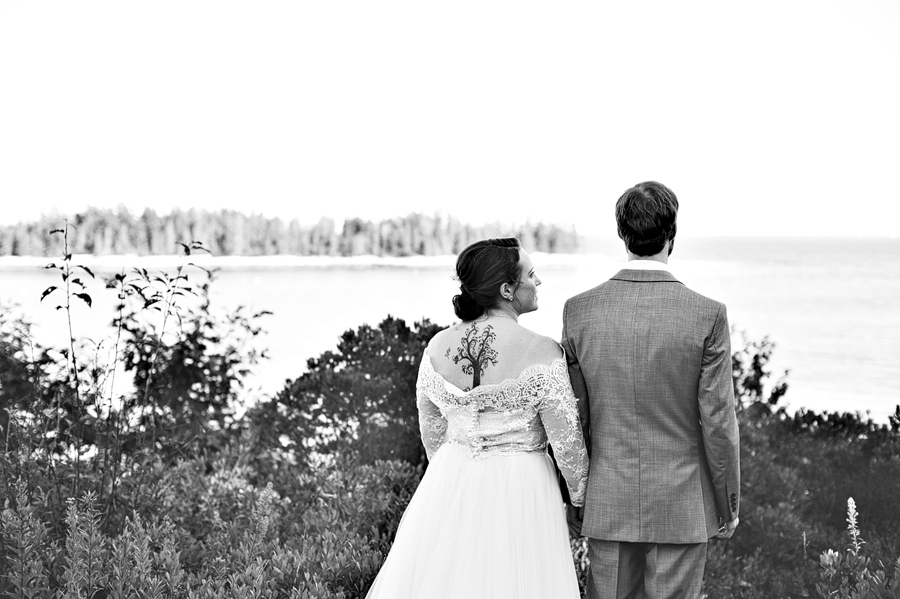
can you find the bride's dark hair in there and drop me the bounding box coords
[452,238,521,321]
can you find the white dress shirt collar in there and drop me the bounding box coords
[622,259,671,272]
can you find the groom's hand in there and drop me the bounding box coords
[715,517,739,540]
[566,504,584,537]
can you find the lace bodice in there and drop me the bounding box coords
[416,353,588,506]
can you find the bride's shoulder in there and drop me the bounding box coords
[426,321,471,342]
[423,327,450,357]
[517,328,564,366]
[423,323,466,360]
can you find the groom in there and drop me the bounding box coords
[561,181,741,599]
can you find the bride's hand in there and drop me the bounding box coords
[566,504,584,537]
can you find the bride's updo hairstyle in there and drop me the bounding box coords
[452,237,521,321]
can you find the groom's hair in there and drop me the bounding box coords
[615,181,679,256]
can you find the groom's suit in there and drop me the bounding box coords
[562,265,740,599]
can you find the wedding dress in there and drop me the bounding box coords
[366,353,588,599]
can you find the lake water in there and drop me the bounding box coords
[1,237,898,422]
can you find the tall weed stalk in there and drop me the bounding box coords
[40,223,95,499]
[815,498,900,599]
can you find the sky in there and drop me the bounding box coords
[1,0,898,238]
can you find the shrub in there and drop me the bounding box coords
[0,481,53,597]
[252,316,442,468]
[1,233,269,546]
[0,456,422,597]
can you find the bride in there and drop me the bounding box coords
[366,237,589,599]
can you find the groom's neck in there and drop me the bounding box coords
[626,241,670,264]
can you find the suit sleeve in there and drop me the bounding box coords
[699,304,741,525]
[561,300,591,454]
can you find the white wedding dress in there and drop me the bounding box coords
[366,353,589,599]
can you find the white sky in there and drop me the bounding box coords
[1,0,898,238]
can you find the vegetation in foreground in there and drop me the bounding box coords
[1,234,899,598]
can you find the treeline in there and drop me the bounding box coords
[0,207,580,257]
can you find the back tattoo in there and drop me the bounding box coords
[444,323,499,390]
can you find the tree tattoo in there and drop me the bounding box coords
[448,324,499,389]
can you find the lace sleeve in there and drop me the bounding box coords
[416,354,447,461]
[537,362,589,507]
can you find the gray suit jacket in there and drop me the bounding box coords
[561,268,740,544]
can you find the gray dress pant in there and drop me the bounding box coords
[586,539,707,599]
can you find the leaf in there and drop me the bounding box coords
[43,262,57,269]
[77,265,96,278]
[41,286,58,301]
[75,293,92,308]
[56,305,64,310]
[64,253,72,261]
[50,228,64,235]
[179,242,191,256]
[71,277,84,288]
[188,262,212,274]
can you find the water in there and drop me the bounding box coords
[1,237,898,422]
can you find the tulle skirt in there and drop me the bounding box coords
[366,443,580,599]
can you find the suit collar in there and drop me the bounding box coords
[611,269,683,284]
[620,259,671,272]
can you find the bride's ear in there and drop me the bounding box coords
[499,282,514,302]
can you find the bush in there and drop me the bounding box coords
[1,455,422,598]
[701,335,900,599]
[251,316,442,468]
[1,234,270,544]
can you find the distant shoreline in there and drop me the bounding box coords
[0,252,618,272]
[3,236,897,272]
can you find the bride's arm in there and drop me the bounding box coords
[537,361,589,507]
[416,353,448,461]
[561,304,591,455]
